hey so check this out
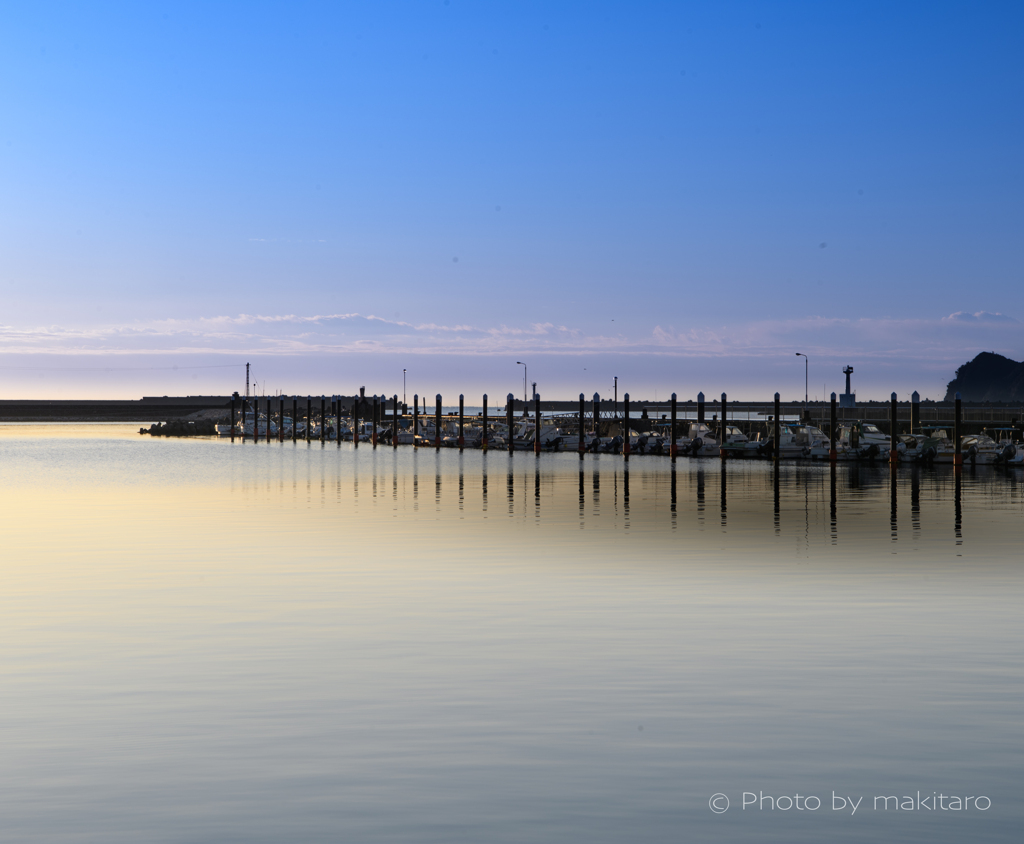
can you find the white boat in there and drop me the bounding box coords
[679,422,718,456]
[988,428,1023,465]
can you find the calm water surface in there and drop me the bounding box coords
[1,424,1021,843]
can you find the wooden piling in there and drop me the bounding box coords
[482,394,488,451]
[320,396,326,442]
[773,392,780,462]
[353,395,359,448]
[336,395,342,445]
[393,395,399,448]
[697,391,705,423]
[413,393,419,445]
[280,397,285,442]
[435,394,442,450]
[458,394,464,450]
[534,393,541,454]
[623,393,630,459]
[292,397,297,441]
[954,392,962,466]
[593,393,600,443]
[254,396,259,442]
[578,393,585,458]
[306,397,311,442]
[230,393,237,442]
[670,393,677,461]
[829,392,837,462]
[507,394,514,454]
[911,391,920,434]
[372,395,378,447]
[889,392,898,464]
[719,392,727,459]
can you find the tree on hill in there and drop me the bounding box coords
[944,352,1024,402]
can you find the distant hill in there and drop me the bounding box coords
[944,352,1024,402]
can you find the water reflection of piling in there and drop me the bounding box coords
[623,466,630,527]
[773,465,780,534]
[534,465,540,516]
[720,462,727,526]
[578,467,584,519]
[955,469,962,542]
[670,465,677,529]
[890,465,898,541]
[911,465,920,535]
[830,463,837,544]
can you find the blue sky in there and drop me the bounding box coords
[2,1,1022,400]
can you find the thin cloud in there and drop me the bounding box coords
[0,312,1020,364]
[943,311,1018,323]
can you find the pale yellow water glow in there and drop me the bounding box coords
[0,425,1020,843]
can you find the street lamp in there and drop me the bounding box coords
[516,361,527,405]
[795,353,808,416]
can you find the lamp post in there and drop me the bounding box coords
[516,361,527,412]
[795,353,808,418]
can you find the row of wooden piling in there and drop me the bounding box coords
[229,389,968,466]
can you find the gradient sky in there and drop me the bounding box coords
[2,1,1022,401]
